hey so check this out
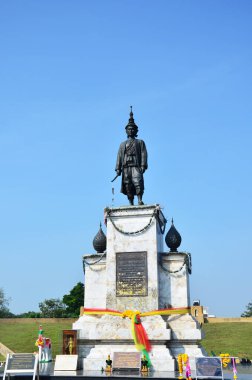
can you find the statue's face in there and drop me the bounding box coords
[126,125,137,138]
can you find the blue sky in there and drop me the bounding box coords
[0,1,251,317]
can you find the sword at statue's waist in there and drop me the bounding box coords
[111,174,119,182]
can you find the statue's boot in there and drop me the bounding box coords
[125,184,134,205]
[128,196,134,205]
[137,194,144,205]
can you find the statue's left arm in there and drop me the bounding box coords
[140,140,148,172]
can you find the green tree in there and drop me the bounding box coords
[241,302,252,317]
[16,311,41,318]
[39,298,66,318]
[63,282,84,317]
[0,288,13,317]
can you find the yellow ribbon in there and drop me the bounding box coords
[81,306,190,318]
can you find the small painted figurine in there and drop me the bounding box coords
[105,354,112,372]
[141,355,148,373]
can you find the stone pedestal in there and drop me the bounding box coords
[73,204,205,371]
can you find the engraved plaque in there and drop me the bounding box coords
[113,352,141,371]
[196,357,222,378]
[116,251,147,296]
[8,354,35,370]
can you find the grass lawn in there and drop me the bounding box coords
[0,318,75,359]
[201,323,252,358]
[1,319,252,360]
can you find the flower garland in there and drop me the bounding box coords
[35,325,44,347]
[177,354,192,380]
[220,353,231,368]
[220,354,238,380]
[232,357,237,380]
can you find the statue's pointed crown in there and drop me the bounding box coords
[125,106,138,130]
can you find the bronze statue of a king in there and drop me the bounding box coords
[115,107,148,205]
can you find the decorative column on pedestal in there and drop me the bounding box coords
[159,220,206,369]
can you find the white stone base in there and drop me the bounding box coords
[73,313,175,371]
[84,344,175,372]
[73,314,171,341]
[167,314,203,340]
[73,311,206,371]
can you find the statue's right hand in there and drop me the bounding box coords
[116,170,121,176]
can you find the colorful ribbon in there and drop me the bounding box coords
[81,306,190,317]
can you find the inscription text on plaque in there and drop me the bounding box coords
[116,251,147,296]
[113,352,141,371]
